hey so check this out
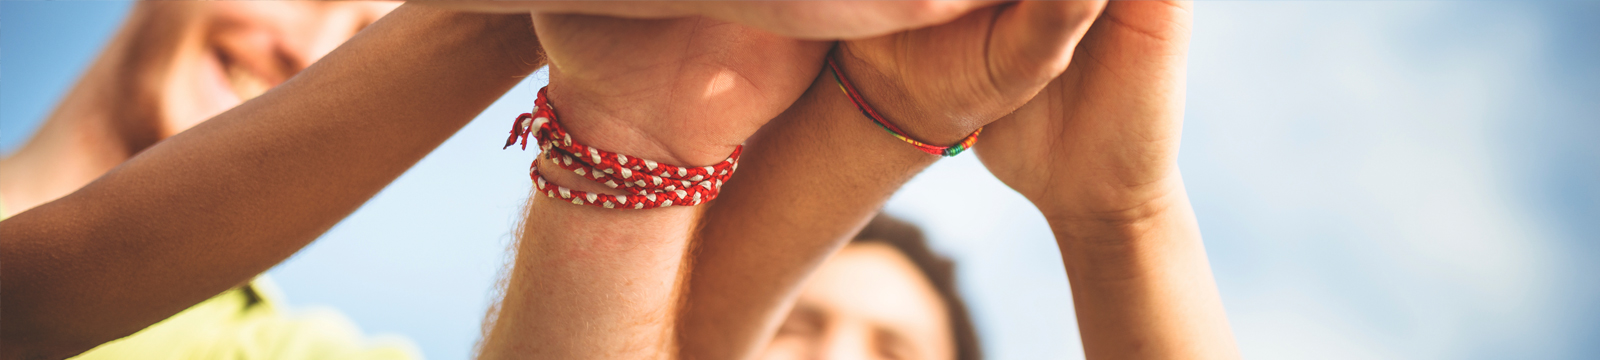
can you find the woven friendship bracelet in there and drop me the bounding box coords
[825,56,982,157]
[505,87,741,209]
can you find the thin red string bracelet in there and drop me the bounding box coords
[505,87,740,209]
[825,56,981,157]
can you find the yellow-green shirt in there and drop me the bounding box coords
[1,203,420,360]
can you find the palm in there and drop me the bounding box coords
[975,1,1194,219]
[532,14,829,165]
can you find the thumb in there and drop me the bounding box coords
[985,0,1106,96]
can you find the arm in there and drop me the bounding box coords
[1049,191,1232,359]
[679,2,1107,358]
[475,14,827,359]
[975,2,1241,358]
[678,64,943,360]
[478,159,708,358]
[0,6,541,358]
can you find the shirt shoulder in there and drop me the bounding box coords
[70,277,421,360]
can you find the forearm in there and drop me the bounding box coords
[680,70,941,360]
[478,53,741,359]
[0,6,540,358]
[1045,184,1240,360]
[479,174,701,359]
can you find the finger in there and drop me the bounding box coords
[1083,0,1193,66]
[844,0,1013,38]
[985,0,1107,96]
[1057,0,1193,187]
[1071,1,1193,119]
[419,1,700,18]
[708,0,1011,39]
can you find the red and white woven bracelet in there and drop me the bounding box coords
[504,87,741,209]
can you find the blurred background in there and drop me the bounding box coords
[3,1,1596,359]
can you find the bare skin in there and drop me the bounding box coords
[684,2,1240,360]
[977,2,1242,359]
[476,12,830,360]
[679,2,1106,359]
[0,3,1045,359]
[425,1,1004,40]
[0,1,398,218]
[0,5,542,359]
[2,2,1237,359]
[760,242,956,360]
[475,2,1110,358]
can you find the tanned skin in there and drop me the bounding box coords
[1,6,543,359]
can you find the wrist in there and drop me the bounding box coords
[541,81,733,167]
[830,47,981,146]
[799,67,947,162]
[1037,179,1190,244]
[403,5,543,74]
[1043,189,1202,283]
[477,12,545,74]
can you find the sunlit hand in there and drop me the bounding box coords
[974,1,1195,225]
[435,1,1002,39]
[832,1,1107,145]
[972,6,1242,358]
[482,14,834,360]
[532,14,829,167]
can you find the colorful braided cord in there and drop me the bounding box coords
[505,87,740,209]
[825,56,981,157]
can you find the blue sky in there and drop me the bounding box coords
[3,2,1597,359]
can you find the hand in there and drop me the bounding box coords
[972,6,1242,358]
[430,1,1002,39]
[532,13,830,168]
[482,14,832,360]
[832,1,1106,145]
[974,1,1195,224]
[697,1,1005,39]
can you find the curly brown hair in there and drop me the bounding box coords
[851,213,983,360]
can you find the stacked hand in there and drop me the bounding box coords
[482,2,1233,360]
[0,2,1228,359]
[437,1,1004,39]
[525,1,1197,228]
[833,1,1104,143]
[977,1,1195,226]
[532,13,826,167]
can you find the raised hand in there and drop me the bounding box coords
[533,14,829,167]
[976,1,1194,224]
[676,2,1108,359]
[430,1,1002,39]
[480,13,831,360]
[832,1,1107,145]
[973,3,1242,358]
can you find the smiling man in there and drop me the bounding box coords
[0,2,453,359]
[0,2,397,218]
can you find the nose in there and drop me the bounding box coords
[818,322,877,360]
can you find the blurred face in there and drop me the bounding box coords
[760,242,956,360]
[124,1,397,139]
